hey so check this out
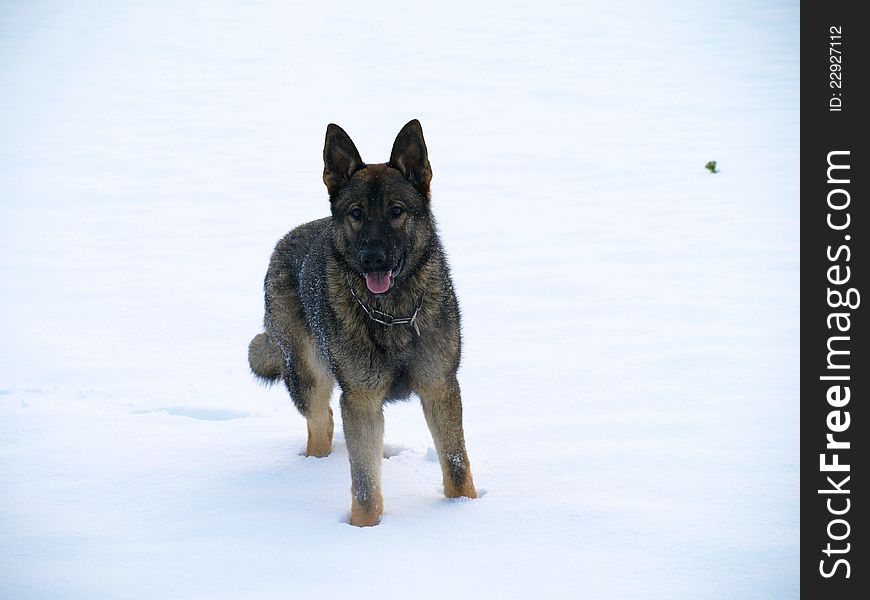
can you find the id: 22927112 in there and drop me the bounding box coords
[829,25,843,112]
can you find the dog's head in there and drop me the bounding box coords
[323,120,435,296]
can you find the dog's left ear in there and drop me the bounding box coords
[389,119,432,196]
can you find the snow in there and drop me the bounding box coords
[0,0,799,598]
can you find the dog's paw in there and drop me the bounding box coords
[349,495,384,527]
[444,476,477,499]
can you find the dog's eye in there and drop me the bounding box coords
[390,206,404,218]
[350,207,363,220]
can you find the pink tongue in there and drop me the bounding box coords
[364,270,393,294]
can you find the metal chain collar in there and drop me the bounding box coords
[348,282,424,336]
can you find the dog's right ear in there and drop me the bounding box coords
[323,124,364,196]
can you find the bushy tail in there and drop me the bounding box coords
[248,333,283,383]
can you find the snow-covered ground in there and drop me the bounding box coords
[1,1,799,598]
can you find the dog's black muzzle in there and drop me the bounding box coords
[359,244,388,273]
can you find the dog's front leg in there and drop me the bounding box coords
[418,375,477,499]
[340,388,386,526]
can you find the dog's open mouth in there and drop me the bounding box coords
[364,271,393,294]
[363,255,404,294]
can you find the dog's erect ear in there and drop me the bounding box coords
[389,119,432,196]
[323,124,364,196]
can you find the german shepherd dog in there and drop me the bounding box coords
[248,120,476,526]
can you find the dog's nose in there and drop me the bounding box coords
[359,246,387,271]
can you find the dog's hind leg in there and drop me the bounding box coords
[340,387,386,526]
[261,232,337,457]
[300,338,334,458]
[418,375,477,499]
[280,333,335,458]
